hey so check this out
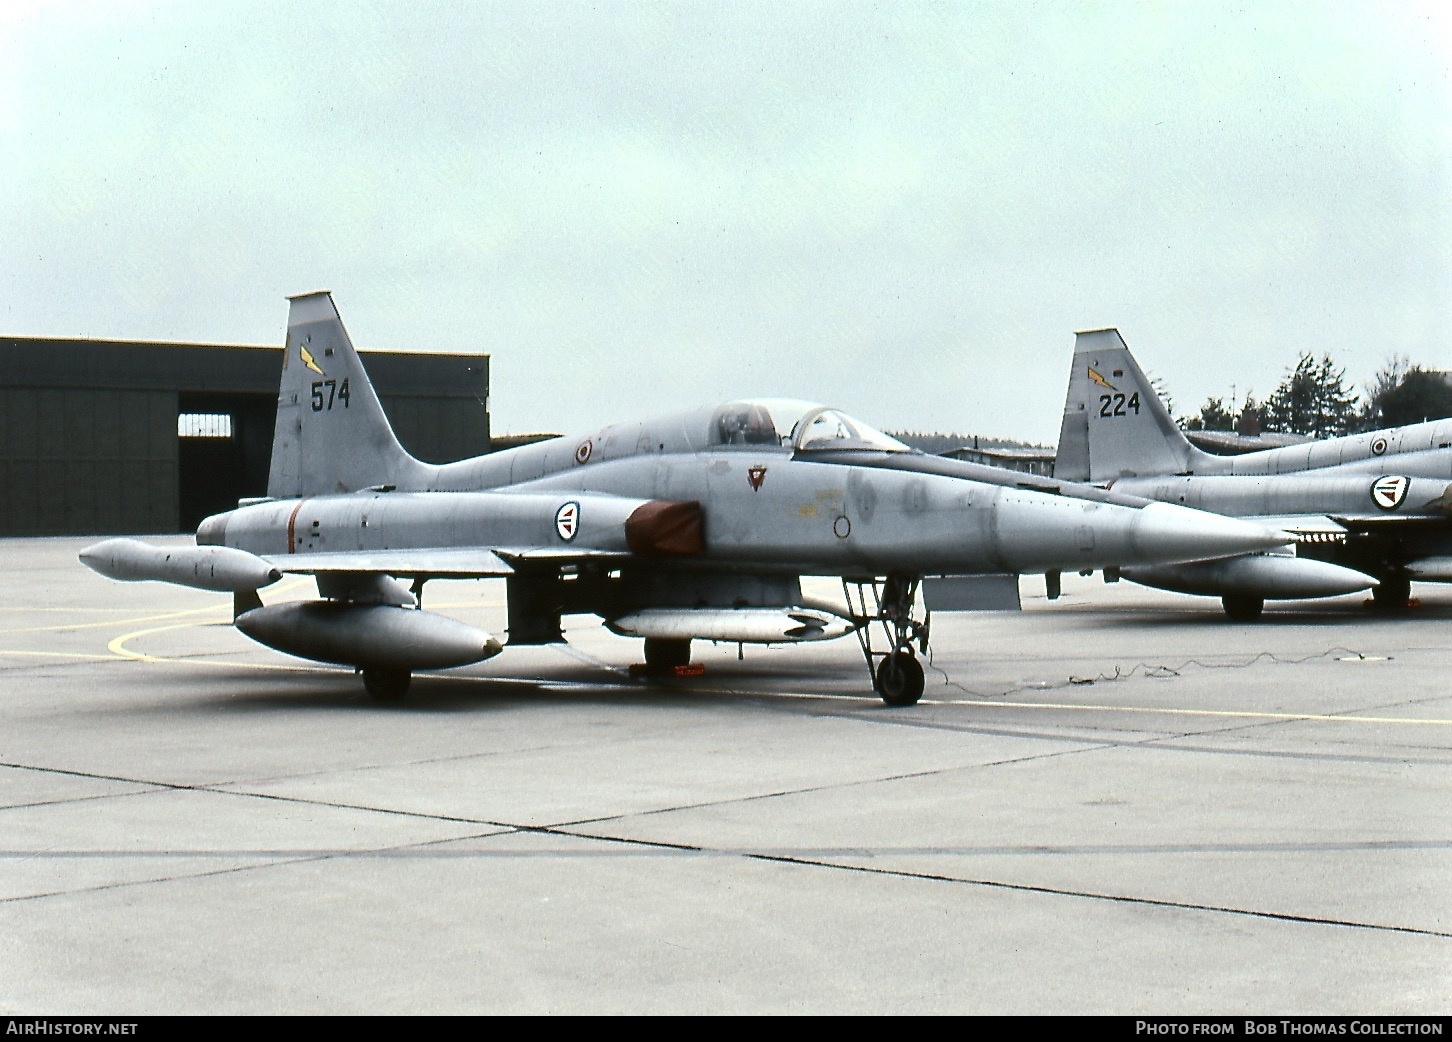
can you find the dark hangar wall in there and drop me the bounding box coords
[0,338,490,537]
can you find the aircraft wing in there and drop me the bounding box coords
[1327,514,1451,531]
[1248,512,1449,539]
[266,546,634,577]
[1246,515,1347,537]
[262,548,518,577]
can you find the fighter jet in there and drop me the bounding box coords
[1056,328,1452,619]
[82,293,1285,704]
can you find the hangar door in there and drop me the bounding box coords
[176,392,276,532]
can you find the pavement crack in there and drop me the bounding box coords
[736,852,1452,940]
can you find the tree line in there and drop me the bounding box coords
[1178,353,1452,438]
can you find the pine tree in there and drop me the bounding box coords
[1182,396,1236,432]
[1265,353,1358,438]
[1361,356,1452,428]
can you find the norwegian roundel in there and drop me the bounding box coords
[554,501,580,541]
[1370,475,1409,511]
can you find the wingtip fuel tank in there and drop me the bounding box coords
[79,538,282,593]
[1120,554,1376,599]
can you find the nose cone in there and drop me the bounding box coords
[1132,503,1289,565]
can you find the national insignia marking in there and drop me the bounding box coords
[1371,436,1388,456]
[1370,475,1409,511]
[555,501,580,541]
[574,440,593,465]
[747,465,767,491]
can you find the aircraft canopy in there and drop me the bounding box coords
[708,399,910,453]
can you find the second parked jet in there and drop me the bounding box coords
[1056,329,1452,618]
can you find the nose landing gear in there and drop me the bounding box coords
[844,574,929,706]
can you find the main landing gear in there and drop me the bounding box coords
[362,666,411,702]
[643,637,692,669]
[1372,574,1412,613]
[1220,594,1264,622]
[844,574,929,706]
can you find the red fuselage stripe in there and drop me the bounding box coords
[286,499,308,553]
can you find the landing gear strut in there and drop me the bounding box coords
[643,638,692,669]
[844,574,929,706]
[362,666,411,701]
[1221,594,1264,621]
[1372,574,1411,613]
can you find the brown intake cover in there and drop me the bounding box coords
[626,500,705,556]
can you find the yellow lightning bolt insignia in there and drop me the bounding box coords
[1087,366,1116,390]
[300,343,325,376]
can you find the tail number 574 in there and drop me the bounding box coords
[311,379,351,412]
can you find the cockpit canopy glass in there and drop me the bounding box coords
[708,400,791,447]
[707,399,910,453]
[793,407,911,453]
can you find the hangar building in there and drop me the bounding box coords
[0,337,489,537]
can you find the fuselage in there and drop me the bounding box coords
[205,400,1284,578]
[1172,420,1452,480]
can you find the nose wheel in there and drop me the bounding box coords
[875,650,925,706]
[844,574,930,706]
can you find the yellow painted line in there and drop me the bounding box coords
[0,607,155,614]
[679,685,1452,727]
[944,698,1452,727]
[77,642,1452,727]
[106,623,203,662]
[104,621,340,675]
[1,578,313,635]
[0,603,229,635]
[0,649,122,662]
[81,607,1452,729]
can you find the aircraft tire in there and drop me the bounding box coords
[643,638,691,669]
[363,667,412,701]
[1372,576,1411,612]
[1221,594,1264,622]
[875,650,924,707]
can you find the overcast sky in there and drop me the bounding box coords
[2,1,1447,443]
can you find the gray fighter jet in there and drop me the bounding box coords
[82,293,1285,704]
[1056,329,1452,618]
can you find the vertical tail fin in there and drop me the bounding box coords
[1055,328,1209,482]
[266,292,434,498]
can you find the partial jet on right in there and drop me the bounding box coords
[1055,329,1452,619]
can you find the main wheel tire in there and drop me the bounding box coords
[643,638,691,669]
[363,667,412,701]
[1372,576,1411,612]
[1221,594,1265,622]
[875,650,925,707]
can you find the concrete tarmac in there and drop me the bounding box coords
[1,535,1449,1014]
